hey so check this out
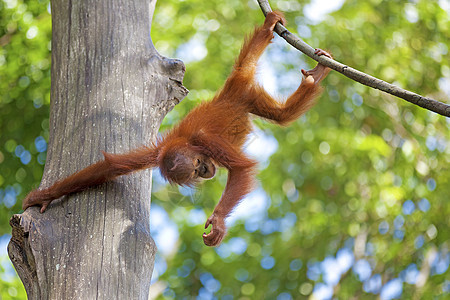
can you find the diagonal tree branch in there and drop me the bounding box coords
[257,0,450,118]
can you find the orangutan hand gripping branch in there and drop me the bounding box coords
[23,11,331,246]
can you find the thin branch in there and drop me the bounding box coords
[257,0,450,118]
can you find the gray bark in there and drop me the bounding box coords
[8,0,188,299]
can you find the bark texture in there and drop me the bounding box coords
[8,0,188,299]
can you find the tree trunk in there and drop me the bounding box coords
[8,0,187,298]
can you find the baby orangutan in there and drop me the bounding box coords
[23,11,331,246]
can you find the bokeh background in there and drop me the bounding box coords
[1,0,449,299]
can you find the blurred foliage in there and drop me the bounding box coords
[0,255,26,299]
[1,0,50,297]
[1,0,449,299]
[0,0,50,228]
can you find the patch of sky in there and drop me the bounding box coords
[215,237,248,259]
[245,129,279,166]
[414,235,425,249]
[404,4,419,23]
[234,268,250,282]
[400,264,419,285]
[187,208,207,226]
[151,169,166,191]
[352,93,363,106]
[365,242,375,256]
[261,256,276,270]
[197,287,216,300]
[178,184,196,197]
[200,272,221,293]
[431,251,449,275]
[277,292,292,300]
[440,0,450,12]
[269,278,281,292]
[303,0,345,24]
[307,261,321,281]
[380,278,403,300]
[393,215,405,240]
[336,247,354,273]
[261,219,280,235]
[149,204,179,255]
[343,100,354,113]
[321,256,341,285]
[176,34,208,64]
[162,288,175,298]
[177,264,191,278]
[378,220,389,235]
[289,258,302,271]
[222,295,233,300]
[442,280,450,294]
[0,234,18,282]
[227,188,269,226]
[402,200,415,215]
[394,229,405,241]
[280,212,297,229]
[1,186,18,208]
[363,274,382,294]
[15,145,31,165]
[344,238,355,249]
[35,136,47,152]
[150,253,167,283]
[394,215,404,229]
[353,259,372,281]
[312,282,333,300]
[426,136,438,151]
[426,178,436,191]
[256,52,279,96]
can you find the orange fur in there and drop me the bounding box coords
[22,11,331,246]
